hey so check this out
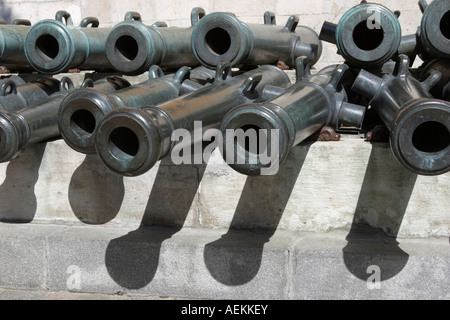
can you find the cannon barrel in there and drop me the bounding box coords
[415,58,450,101]
[319,1,401,68]
[191,11,322,70]
[58,65,215,154]
[398,0,450,62]
[445,83,450,102]
[0,75,130,162]
[24,11,114,74]
[0,76,61,112]
[219,58,366,176]
[0,19,33,72]
[94,63,291,177]
[105,8,205,76]
[418,0,450,59]
[351,54,450,176]
[0,75,26,88]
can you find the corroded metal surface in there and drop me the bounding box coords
[416,58,450,101]
[0,19,32,72]
[320,1,402,68]
[94,63,291,176]
[219,58,366,176]
[0,76,130,162]
[105,8,205,76]
[24,11,114,74]
[58,66,215,154]
[0,76,60,112]
[352,54,450,175]
[191,11,322,69]
[364,124,390,143]
[399,0,450,62]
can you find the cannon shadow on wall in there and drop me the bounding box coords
[103,142,311,289]
[0,142,47,223]
[203,143,311,286]
[104,146,208,290]
[101,140,422,289]
[0,0,13,23]
[68,154,125,225]
[342,142,417,282]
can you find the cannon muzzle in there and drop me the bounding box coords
[24,11,113,74]
[320,2,401,68]
[191,11,322,69]
[398,0,450,63]
[58,66,214,154]
[95,63,291,176]
[419,0,450,60]
[352,54,450,175]
[105,8,205,76]
[0,76,130,162]
[219,58,366,176]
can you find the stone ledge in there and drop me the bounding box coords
[0,223,448,299]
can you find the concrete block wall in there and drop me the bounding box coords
[2,137,449,238]
[0,1,448,299]
[0,0,426,70]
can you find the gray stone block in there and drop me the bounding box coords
[45,226,126,294]
[146,228,292,299]
[0,225,54,290]
[0,287,50,300]
[1,223,449,299]
[290,232,450,300]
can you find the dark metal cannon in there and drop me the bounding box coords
[319,1,401,69]
[444,80,450,102]
[94,63,291,177]
[414,58,450,101]
[0,76,61,112]
[0,75,130,162]
[399,0,450,62]
[105,8,205,76]
[24,11,114,74]
[0,75,26,88]
[190,11,322,69]
[0,19,34,72]
[58,65,215,154]
[219,58,366,176]
[351,54,450,175]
